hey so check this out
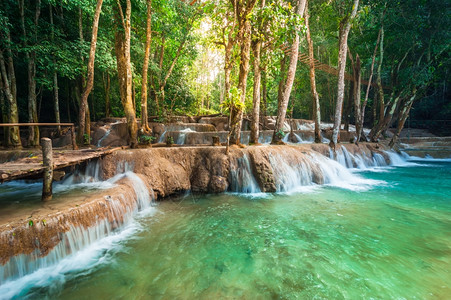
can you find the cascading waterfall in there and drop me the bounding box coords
[158,131,167,143]
[176,128,195,145]
[268,153,314,192]
[97,121,122,147]
[60,159,103,185]
[0,163,156,286]
[228,146,406,194]
[228,154,261,193]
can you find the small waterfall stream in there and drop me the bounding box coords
[228,154,261,193]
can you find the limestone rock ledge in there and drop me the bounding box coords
[0,144,389,278]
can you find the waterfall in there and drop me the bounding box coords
[176,128,195,145]
[97,121,121,147]
[158,131,167,143]
[60,159,103,185]
[268,153,313,192]
[229,154,261,193]
[0,167,156,286]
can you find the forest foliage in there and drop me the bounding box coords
[0,0,449,148]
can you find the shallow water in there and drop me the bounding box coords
[3,159,451,299]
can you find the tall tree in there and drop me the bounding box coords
[271,0,307,144]
[140,0,152,133]
[330,0,359,149]
[19,0,41,147]
[77,0,103,144]
[305,0,321,143]
[357,18,383,143]
[115,0,138,147]
[228,0,258,145]
[0,3,21,148]
[49,4,61,135]
[249,0,265,145]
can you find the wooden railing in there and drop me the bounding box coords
[0,123,78,150]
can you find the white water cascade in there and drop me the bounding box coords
[228,154,261,193]
[176,128,195,145]
[0,165,156,288]
[228,147,406,194]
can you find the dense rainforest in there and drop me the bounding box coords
[0,0,449,149]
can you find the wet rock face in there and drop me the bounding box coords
[102,148,231,196]
[248,149,276,192]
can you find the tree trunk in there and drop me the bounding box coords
[115,0,138,148]
[20,0,41,147]
[305,2,321,143]
[103,72,111,118]
[49,5,61,135]
[250,39,262,144]
[358,23,383,142]
[344,79,353,131]
[389,93,416,148]
[140,0,152,132]
[353,54,362,144]
[229,9,255,144]
[331,0,359,149]
[261,66,267,118]
[77,0,103,144]
[272,0,307,144]
[0,50,21,148]
[371,25,385,141]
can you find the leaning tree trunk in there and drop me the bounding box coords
[115,0,138,148]
[140,0,152,132]
[305,2,321,143]
[370,25,385,141]
[389,93,416,148]
[77,0,103,144]
[358,24,383,142]
[330,0,359,150]
[272,0,307,144]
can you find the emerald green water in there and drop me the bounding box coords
[15,161,451,298]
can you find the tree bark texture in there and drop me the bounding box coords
[272,0,307,143]
[389,94,416,148]
[358,24,382,142]
[140,0,152,132]
[115,0,138,148]
[250,39,262,144]
[20,0,41,147]
[305,2,321,143]
[78,0,103,144]
[0,50,21,148]
[49,5,61,134]
[353,54,362,144]
[229,0,258,145]
[331,0,359,149]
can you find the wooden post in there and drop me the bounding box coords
[41,138,53,201]
[71,125,78,150]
